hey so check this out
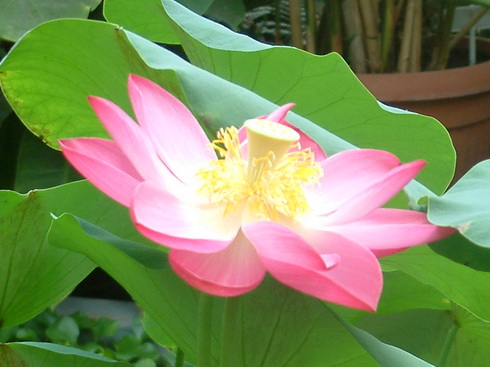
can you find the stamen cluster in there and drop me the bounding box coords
[197,125,322,220]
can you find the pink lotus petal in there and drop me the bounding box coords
[263,103,327,160]
[242,221,382,311]
[318,160,426,225]
[131,181,240,253]
[327,208,457,257]
[169,231,266,297]
[266,103,296,122]
[88,96,182,192]
[307,149,402,215]
[236,104,296,143]
[60,138,142,207]
[128,75,216,185]
[281,120,327,161]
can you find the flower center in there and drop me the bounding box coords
[196,119,322,220]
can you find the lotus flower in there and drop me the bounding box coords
[60,75,454,311]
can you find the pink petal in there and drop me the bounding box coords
[242,222,382,311]
[281,120,327,161]
[169,231,266,297]
[263,103,327,160]
[327,208,456,257]
[128,75,216,185]
[59,138,142,207]
[88,96,182,192]
[130,181,240,253]
[266,103,296,122]
[307,149,402,215]
[236,104,297,142]
[318,159,426,225]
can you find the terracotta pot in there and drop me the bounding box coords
[358,39,490,181]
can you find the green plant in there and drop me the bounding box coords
[0,308,176,367]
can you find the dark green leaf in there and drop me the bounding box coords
[48,212,204,364]
[0,113,23,190]
[0,190,95,328]
[15,130,80,192]
[341,314,436,367]
[382,245,490,323]
[205,0,246,29]
[75,216,168,269]
[0,178,157,329]
[0,0,102,41]
[358,305,490,367]
[430,232,490,271]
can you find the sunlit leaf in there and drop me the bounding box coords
[428,159,490,248]
[103,0,179,44]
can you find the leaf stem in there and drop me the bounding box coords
[437,323,458,367]
[175,348,184,367]
[197,293,214,367]
[219,296,241,367]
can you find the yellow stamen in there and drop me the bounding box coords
[196,120,322,220]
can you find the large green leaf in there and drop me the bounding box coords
[103,0,217,45]
[0,20,200,147]
[0,19,345,153]
[376,271,449,315]
[0,178,160,329]
[103,0,241,44]
[428,159,490,248]
[340,316,436,367]
[0,189,95,328]
[0,0,101,41]
[39,181,154,245]
[159,0,455,194]
[103,0,179,44]
[49,212,444,366]
[209,280,378,367]
[48,213,205,364]
[382,245,490,323]
[358,306,490,367]
[0,342,131,366]
[1,18,450,205]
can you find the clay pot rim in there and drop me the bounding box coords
[357,38,490,102]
